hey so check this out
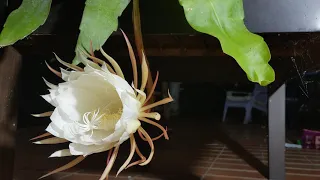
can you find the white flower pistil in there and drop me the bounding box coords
[77,109,104,135]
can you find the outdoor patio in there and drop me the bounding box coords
[13,117,320,180]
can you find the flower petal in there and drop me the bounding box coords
[33,137,68,144]
[42,77,57,89]
[118,131,130,145]
[49,149,72,158]
[50,108,72,130]
[102,126,126,144]
[91,68,134,95]
[39,156,85,179]
[69,143,113,156]
[60,68,71,81]
[41,94,57,107]
[125,120,141,134]
[46,123,64,138]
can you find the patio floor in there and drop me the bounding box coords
[13,117,320,180]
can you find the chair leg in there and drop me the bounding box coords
[222,104,228,122]
[162,81,170,120]
[244,106,252,124]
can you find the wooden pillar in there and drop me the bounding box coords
[0,47,22,180]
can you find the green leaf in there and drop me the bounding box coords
[179,0,275,86]
[73,0,130,65]
[0,0,52,47]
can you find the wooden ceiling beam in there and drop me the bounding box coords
[12,33,320,88]
[14,33,311,57]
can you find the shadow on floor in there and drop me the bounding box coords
[142,119,268,180]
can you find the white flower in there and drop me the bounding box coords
[44,63,142,155]
[32,31,173,180]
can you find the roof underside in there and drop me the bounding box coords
[4,0,320,90]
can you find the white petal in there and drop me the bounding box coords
[102,126,125,144]
[93,69,134,95]
[69,143,113,156]
[46,123,64,138]
[101,62,109,72]
[135,88,146,103]
[118,131,130,145]
[57,82,70,92]
[60,68,70,81]
[49,149,72,158]
[79,54,101,70]
[67,71,83,81]
[41,94,57,107]
[125,120,141,134]
[84,64,100,73]
[55,88,108,121]
[79,130,112,145]
[50,108,72,130]
[62,124,83,144]
[42,77,57,89]
[48,89,60,104]
[121,92,140,112]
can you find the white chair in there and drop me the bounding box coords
[162,82,181,119]
[222,84,268,124]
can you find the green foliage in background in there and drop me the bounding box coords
[73,0,130,65]
[179,0,275,86]
[0,0,52,47]
[0,0,275,85]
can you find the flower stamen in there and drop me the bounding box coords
[141,92,173,112]
[138,51,148,96]
[39,156,85,179]
[33,137,68,144]
[150,126,168,141]
[100,145,120,180]
[138,127,154,166]
[31,111,53,117]
[116,135,136,176]
[30,132,51,141]
[144,71,159,105]
[78,48,117,75]
[90,40,95,57]
[80,109,105,137]
[139,112,161,120]
[45,61,62,78]
[139,117,169,140]
[138,126,167,141]
[126,142,146,169]
[106,148,113,166]
[100,47,125,78]
[121,29,138,88]
[54,53,83,72]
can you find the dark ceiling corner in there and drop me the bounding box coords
[0,0,8,28]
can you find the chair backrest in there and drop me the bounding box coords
[252,84,268,107]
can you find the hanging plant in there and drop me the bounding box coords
[179,0,274,86]
[0,0,275,179]
[0,0,274,85]
[32,30,172,179]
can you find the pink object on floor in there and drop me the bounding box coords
[302,129,320,149]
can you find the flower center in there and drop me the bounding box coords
[99,108,123,130]
[78,107,123,134]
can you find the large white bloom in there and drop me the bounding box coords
[43,64,141,156]
[32,32,173,180]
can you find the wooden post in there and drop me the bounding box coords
[0,47,22,180]
[268,84,286,180]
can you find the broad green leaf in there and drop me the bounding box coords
[0,0,52,47]
[179,0,275,86]
[73,0,130,64]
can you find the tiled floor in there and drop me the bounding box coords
[192,143,320,180]
[12,118,320,180]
